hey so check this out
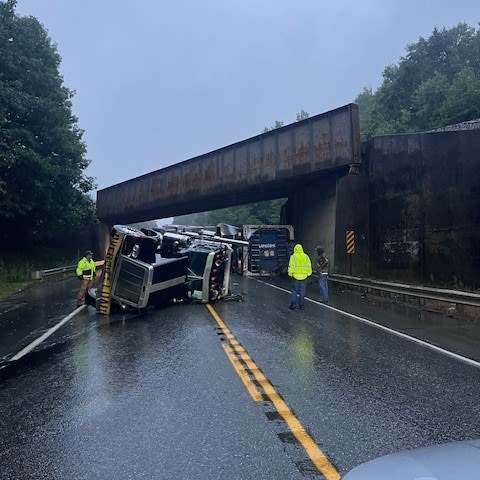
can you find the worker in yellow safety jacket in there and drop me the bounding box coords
[76,250,96,306]
[287,243,312,310]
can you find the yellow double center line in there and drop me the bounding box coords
[206,303,340,480]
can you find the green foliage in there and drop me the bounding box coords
[355,88,378,140]
[0,1,97,248]
[356,23,480,138]
[0,255,31,282]
[296,110,309,121]
[263,110,309,132]
[0,278,29,299]
[263,120,285,132]
[0,255,35,300]
[174,198,286,227]
[128,220,160,230]
[0,246,79,299]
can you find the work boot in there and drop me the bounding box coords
[299,305,304,310]
[288,304,296,310]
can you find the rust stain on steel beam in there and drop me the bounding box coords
[167,175,179,195]
[203,161,215,189]
[222,150,235,182]
[248,140,263,178]
[294,125,311,166]
[236,146,248,180]
[151,176,164,197]
[96,103,360,221]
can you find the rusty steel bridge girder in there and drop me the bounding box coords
[96,103,361,224]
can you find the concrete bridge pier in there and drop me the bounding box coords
[285,166,369,276]
[284,173,338,268]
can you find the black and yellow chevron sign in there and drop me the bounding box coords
[98,233,122,315]
[346,230,355,254]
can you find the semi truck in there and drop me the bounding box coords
[87,224,247,314]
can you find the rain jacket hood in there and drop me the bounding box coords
[294,244,305,254]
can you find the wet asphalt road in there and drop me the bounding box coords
[0,275,479,479]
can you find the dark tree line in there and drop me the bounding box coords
[0,0,96,250]
[173,198,287,227]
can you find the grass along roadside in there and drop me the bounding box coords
[0,249,78,301]
[0,279,32,300]
[0,257,33,300]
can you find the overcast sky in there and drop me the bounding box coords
[15,0,480,192]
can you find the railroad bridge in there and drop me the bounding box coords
[96,103,367,276]
[96,104,480,289]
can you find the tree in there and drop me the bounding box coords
[0,1,96,248]
[173,198,286,227]
[356,23,480,137]
[296,110,309,121]
[263,120,284,133]
[412,67,480,128]
[129,220,160,231]
[354,88,378,139]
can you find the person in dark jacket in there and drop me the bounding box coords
[315,246,329,302]
[75,250,96,306]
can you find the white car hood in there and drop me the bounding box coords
[343,439,480,480]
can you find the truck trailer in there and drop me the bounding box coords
[241,225,294,276]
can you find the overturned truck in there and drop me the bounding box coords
[89,225,248,314]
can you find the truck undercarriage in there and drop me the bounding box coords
[87,225,248,314]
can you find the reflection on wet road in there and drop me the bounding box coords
[0,275,479,479]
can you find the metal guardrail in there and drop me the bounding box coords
[30,265,75,280]
[330,274,480,308]
[30,261,105,280]
[29,264,480,308]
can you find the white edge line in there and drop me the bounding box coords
[257,279,480,369]
[10,305,87,362]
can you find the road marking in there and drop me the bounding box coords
[10,305,86,362]
[259,280,480,369]
[222,343,262,402]
[209,304,262,401]
[205,303,341,480]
